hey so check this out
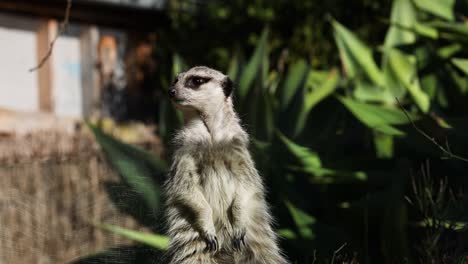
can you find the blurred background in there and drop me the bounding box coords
[0,0,467,263]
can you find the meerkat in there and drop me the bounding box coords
[163,66,288,264]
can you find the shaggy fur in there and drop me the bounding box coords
[163,66,288,264]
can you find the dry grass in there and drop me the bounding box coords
[0,130,149,264]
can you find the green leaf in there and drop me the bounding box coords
[413,0,455,21]
[382,0,417,100]
[285,201,315,239]
[338,97,415,136]
[291,166,367,183]
[238,29,269,100]
[227,50,241,81]
[452,58,468,75]
[88,124,167,211]
[431,114,452,129]
[277,131,321,169]
[332,19,384,86]
[354,80,395,103]
[172,53,187,81]
[294,69,339,136]
[430,21,468,42]
[278,131,367,183]
[386,49,430,112]
[96,223,169,250]
[280,59,309,110]
[277,228,298,239]
[437,44,462,59]
[374,131,394,158]
[413,23,439,39]
[384,0,416,48]
[417,219,467,231]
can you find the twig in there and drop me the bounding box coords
[395,97,468,163]
[312,249,317,264]
[29,0,72,72]
[331,242,347,264]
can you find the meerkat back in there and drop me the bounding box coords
[163,66,289,264]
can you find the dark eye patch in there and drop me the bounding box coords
[185,75,211,89]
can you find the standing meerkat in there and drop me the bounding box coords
[163,66,288,264]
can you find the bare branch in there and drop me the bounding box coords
[330,243,347,264]
[395,97,468,163]
[29,0,73,72]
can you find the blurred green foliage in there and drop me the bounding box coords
[160,0,392,69]
[80,0,468,263]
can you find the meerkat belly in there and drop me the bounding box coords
[198,154,237,227]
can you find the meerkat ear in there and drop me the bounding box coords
[222,76,234,97]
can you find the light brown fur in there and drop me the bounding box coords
[163,66,288,264]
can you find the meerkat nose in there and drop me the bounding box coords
[169,88,177,98]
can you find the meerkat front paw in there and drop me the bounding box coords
[202,230,219,253]
[232,228,246,251]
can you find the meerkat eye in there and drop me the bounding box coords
[186,76,210,88]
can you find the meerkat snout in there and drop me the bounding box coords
[168,88,176,98]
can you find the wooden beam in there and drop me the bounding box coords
[36,19,57,113]
[0,0,169,31]
[80,25,100,118]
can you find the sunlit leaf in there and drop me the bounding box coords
[291,166,367,183]
[277,228,298,239]
[452,58,468,75]
[279,131,366,182]
[285,201,315,239]
[374,131,394,158]
[277,131,321,169]
[382,0,416,100]
[338,97,415,136]
[383,0,439,42]
[238,29,269,100]
[227,50,240,81]
[386,49,430,112]
[413,0,455,21]
[280,59,309,110]
[417,219,467,231]
[430,22,468,42]
[332,19,384,86]
[96,223,169,250]
[294,69,339,136]
[413,23,439,39]
[384,0,416,48]
[431,113,452,129]
[437,44,462,59]
[172,53,187,81]
[354,80,395,103]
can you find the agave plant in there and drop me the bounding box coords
[79,0,468,262]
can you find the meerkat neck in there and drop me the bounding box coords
[204,102,234,139]
[183,100,245,144]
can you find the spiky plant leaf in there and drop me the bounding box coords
[88,124,167,211]
[332,19,384,86]
[294,69,339,136]
[238,29,269,100]
[96,223,169,250]
[413,0,455,21]
[285,201,316,239]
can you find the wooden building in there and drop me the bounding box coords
[0,0,167,119]
[0,2,167,263]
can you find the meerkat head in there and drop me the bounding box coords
[168,66,234,113]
